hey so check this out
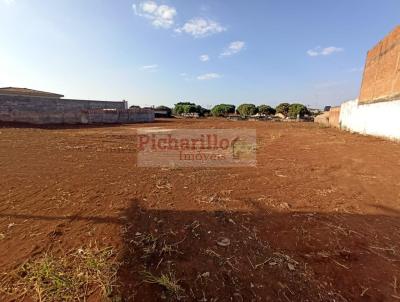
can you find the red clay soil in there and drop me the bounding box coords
[1,119,400,301]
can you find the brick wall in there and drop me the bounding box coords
[314,107,341,128]
[0,95,154,124]
[328,107,341,128]
[359,25,400,104]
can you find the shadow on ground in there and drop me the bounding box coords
[1,200,400,301]
[116,199,400,301]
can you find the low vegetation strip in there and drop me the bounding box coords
[0,245,120,301]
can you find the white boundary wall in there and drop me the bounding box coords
[340,99,400,140]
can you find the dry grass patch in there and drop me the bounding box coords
[0,245,120,301]
[141,270,185,299]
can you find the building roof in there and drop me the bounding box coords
[0,87,64,98]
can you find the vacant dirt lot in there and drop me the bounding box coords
[1,119,400,301]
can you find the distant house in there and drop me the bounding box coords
[275,113,286,119]
[181,112,200,118]
[0,87,64,99]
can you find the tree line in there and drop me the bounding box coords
[154,102,310,119]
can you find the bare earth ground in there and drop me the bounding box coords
[1,118,400,301]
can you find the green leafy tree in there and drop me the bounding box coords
[257,105,276,115]
[288,103,310,118]
[174,103,187,115]
[196,106,211,117]
[155,106,172,117]
[184,105,198,114]
[275,103,290,116]
[237,104,258,116]
[174,102,196,115]
[173,102,209,116]
[211,104,236,117]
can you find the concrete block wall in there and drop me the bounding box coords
[82,109,154,124]
[339,99,400,140]
[359,25,400,104]
[0,95,154,124]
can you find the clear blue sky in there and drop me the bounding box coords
[0,0,399,108]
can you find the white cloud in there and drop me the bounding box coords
[221,41,246,57]
[307,49,319,57]
[140,64,159,72]
[2,0,15,4]
[322,47,344,55]
[200,54,210,62]
[175,18,226,38]
[307,46,344,57]
[197,73,221,80]
[132,1,177,29]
